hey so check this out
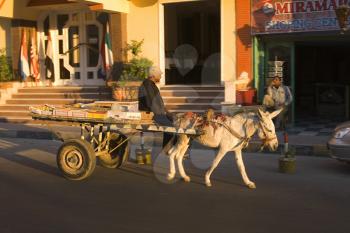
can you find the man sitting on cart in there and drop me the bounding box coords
[138,66,176,153]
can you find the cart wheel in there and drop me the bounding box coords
[57,139,96,180]
[99,133,130,169]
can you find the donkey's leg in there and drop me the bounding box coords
[205,148,227,187]
[167,149,176,181]
[177,144,191,182]
[234,149,256,189]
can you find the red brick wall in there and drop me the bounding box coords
[236,0,252,88]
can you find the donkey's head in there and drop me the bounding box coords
[256,108,282,151]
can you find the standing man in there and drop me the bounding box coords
[138,66,175,151]
[263,76,293,130]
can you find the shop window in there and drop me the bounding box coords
[75,72,80,79]
[86,24,99,67]
[59,40,64,54]
[69,26,80,67]
[44,16,50,36]
[87,72,94,79]
[59,59,70,79]
[267,46,291,86]
[57,14,69,35]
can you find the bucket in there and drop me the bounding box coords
[279,157,296,174]
[135,148,144,165]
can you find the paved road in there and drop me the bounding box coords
[0,137,349,233]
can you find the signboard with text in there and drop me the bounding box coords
[251,0,349,34]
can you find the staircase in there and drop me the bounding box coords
[160,85,224,113]
[0,86,111,123]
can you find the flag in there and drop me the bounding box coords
[45,33,55,81]
[19,30,30,80]
[30,34,40,80]
[98,21,114,80]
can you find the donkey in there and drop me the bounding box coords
[167,108,282,188]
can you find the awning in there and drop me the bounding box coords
[27,0,129,13]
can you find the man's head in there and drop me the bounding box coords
[272,76,282,87]
[147,66,163,83]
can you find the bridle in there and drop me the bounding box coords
[256,116,277,149]
[180,111,277,150]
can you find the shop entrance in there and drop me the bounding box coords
[163,0,221,85]
[295,42,350,120]
[39,11,104,86]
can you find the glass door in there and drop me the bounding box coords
[265,42,295,124]
[39,11,104,86]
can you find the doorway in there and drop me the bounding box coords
[39,11,104,86]
[295,42,350,120]
[163,0,221,85]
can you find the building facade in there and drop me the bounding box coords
[0,0,242,106]
[240,0,350,120]
[0,0,128,87]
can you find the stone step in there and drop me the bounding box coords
[0,116,33,124]
[17,87,110,94]
[0,111,29,117]
[0,116,76,125]
[0,105,35,111]
[160,90,224,97]
[163,97,223,104]
[12,93,112,99]
[6,98,99,105]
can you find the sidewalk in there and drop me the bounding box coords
[0,122,331,157]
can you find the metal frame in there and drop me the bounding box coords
[79,122,136,157]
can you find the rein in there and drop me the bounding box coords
[184,111,277,151]
[257,120,277,146]
[204,119,251,149]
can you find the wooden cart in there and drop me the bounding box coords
[31,114,200,180]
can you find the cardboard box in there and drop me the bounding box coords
[54,109,71,117]
[87,110,108,119]
[70,110,88,118]
[108,111,141,120]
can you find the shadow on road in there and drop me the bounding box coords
[0,153,60,177]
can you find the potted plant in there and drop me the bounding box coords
[279,145,296,174]
[110,39,153,101]
[0,49,14,89]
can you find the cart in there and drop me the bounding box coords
[31,113,201,181]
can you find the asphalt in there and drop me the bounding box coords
[0,122,331,157]
[0,137,349,233]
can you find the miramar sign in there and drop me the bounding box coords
[251,0,350,34]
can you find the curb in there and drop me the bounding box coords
[0,130,329,157]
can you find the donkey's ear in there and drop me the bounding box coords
[269,108,283,119]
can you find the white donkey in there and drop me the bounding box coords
[167,108,282,188]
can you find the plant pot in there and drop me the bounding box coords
[122,81,142,87]
[279,157,296,174]
[112,86,140,101]
[112,81,141,101]
[113,87,124,101]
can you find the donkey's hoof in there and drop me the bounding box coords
[183,176,191,183]
[167,174,175,181]
[205,181,212,187]
[247,182,256,189]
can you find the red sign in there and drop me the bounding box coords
[251,0,349,34]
